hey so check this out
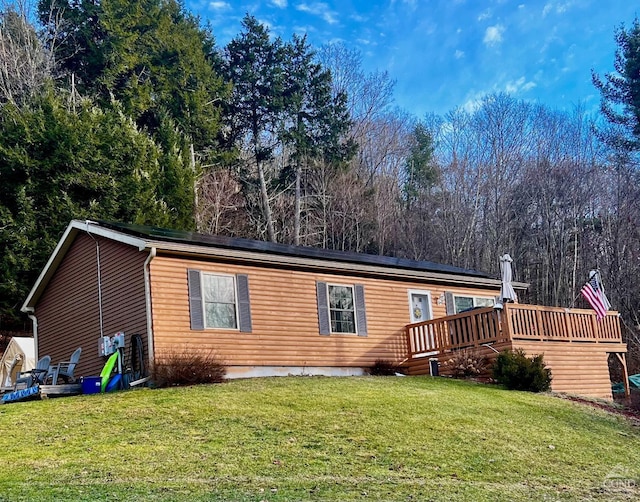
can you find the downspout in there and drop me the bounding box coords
[85,221,105,340]
[144,247,157,370]
[25,309,38,360]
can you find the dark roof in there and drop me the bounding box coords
[98,220,492,279]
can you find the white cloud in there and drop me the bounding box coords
[454,49,465,59]
[478,9,491,21]
[209,1,230,9]
[542,1,573,17]
[483,25,504,46]
[296,2,338,24]
[504,77,537,94]
[463,96,483,113]
[271,0,288,7]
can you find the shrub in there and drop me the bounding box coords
[442,348,488,378]
[493,349,552,392]
[152,347,226,388]
[370,359,400,376]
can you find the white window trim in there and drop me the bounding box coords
[407,289,433,322]
[201,272,240,330]
[452,294,495,314]
[327,283,358,335]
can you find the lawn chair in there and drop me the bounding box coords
[14,355,51,389]
[48,348,82,385]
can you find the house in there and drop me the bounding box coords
[21,220,626,400]
[21,220,512,380]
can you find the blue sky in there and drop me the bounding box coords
[188,0,639,117]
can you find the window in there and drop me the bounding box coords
[328,285,356,333]
[187,269,252,332]
[203,274,237,329]
[453,295,494,314]
[316,281,368,336]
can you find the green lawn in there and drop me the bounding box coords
[1,376,639,501]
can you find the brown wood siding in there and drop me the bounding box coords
[513,340,623,400]
[149,255,500,368]
[36,234,148,378]
[407,340,622,400]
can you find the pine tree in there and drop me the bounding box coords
[592,18,640,151]
[222,15,286,242]
[280,34,354,244]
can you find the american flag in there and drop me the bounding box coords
[580,271,611,321]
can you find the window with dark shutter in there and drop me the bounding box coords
[236,274,252,333]
[445,292,455,316]
[316,281,330,335]
[317,281,368,336]
[188,270,253,331]
[187,269,204,330]
[354,284,368,337]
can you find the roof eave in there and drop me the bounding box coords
[148,240,515,289]
[21,220,148,311]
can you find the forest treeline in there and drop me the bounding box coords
[1,1,639,356]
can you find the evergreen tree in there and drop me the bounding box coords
[403,121,436,207]
[592,18,640,151]
[39,0,225,148]
[222,14,286,242]
[38,0,228,230]
[280,34,354,244]
[0,88,186,326]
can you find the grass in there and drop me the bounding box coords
[1,376,639,501]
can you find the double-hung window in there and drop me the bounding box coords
[316,281,368,336]
[202,274,237,329]
[187,269,252,332]
[453,295,494,314]
[328,285,356,333]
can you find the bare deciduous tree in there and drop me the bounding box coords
[0,1,54,105]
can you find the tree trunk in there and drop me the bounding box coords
[258,160,276,242]
[294,163,301,246]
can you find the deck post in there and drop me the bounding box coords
[615,352,631,400]
[502,304,512,341]
[590,314,599,343]
[405,326,413,359]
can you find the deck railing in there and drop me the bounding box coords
[505,304,622,342]
[406,303,623,359]
[406,307,506,358]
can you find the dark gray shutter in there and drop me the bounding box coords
[316,281,330,335]
[187,269,204,330]
[236,274,252,333]
[354,284,368,337]
[445,292,455,316]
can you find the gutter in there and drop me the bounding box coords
[24,309,38,361]
[144,247,157,370]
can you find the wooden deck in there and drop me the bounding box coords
[405,304,628,400]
